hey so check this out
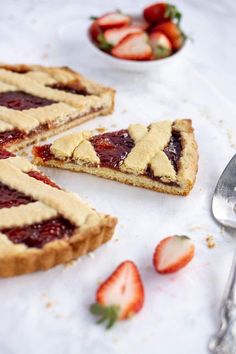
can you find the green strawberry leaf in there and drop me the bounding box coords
[90,303,120,329]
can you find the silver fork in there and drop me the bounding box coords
[209,153,236,354]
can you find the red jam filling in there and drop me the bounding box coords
[49,82,90,96]
[2,217,75,248]
[32,144,54,162]
[0,182,35,208]
[0,149,15,159]
[0,129,25,146]
[0,162,75,248]
[90,129,135,168]
[0,91,56,111]
[163,132,181,171]
[27,171,61,190]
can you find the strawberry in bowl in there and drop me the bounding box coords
[87,3,187,69]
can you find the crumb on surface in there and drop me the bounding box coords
[188,225,202,232]
[206,234,216,248]
[121,109,127,114]
[64,259,78,268]
[87,252,95,259]
[95,127,107,133]
[45,301,54,309]
[111,124,117,128]
[42,52,49,59]
[19,151,28,157]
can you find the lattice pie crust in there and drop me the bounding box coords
[0,154,117,277]
[33,119,198,196]
[0,63,115,151]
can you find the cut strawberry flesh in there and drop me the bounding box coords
[0,91,56,111]
[2,217,75,248]
[104,26,143,46]
[90,129,134,168]
[97,13,131,29]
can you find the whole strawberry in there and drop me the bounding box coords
[143,2,182,25]
[90,260,145,328]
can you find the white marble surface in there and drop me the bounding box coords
[0,1,236,354]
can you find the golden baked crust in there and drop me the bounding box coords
[0,155,117,277]
[0,63,115,151]
[33,119,198,196]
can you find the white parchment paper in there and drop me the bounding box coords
[0,59,236,354]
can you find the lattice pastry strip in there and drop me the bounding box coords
[33,119,198,196]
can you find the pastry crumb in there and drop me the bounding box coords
[111,124,117,128]
[188,225,202,232]
[87,252,95,259]
[45,301,54,309]
[96,127,107,133]
[19,151,28,157]
[206,234,216,248]
[64,259,77,268]
[42,52,49,59]
[227,129,236,149]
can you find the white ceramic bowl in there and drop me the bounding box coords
[86,23,187,73]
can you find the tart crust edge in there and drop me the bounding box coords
[0,215,117,277]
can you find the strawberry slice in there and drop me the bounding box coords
[96,12,131,30]
[104,26,143,46]
[151,21,185,50]
[153,235,195,274]
[90,260,145,328]
[111,32,152,61]
[149,31,172,59]
[143,2,182,25]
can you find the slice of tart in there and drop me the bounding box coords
[0,63,115,151]
[0,149,117,277]
[33,119,198,196]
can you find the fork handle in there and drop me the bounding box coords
[209,250,236,354]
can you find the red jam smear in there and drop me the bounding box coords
[2,217,75,248]
[32,144,54,162]
[90,129,135,168]
[0,149,15,159]
[27,170,61,190]
[0,91,56,111]
[49,82,90,96]
[0,129,25,146]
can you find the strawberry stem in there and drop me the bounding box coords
[90,16,98,20]
[165,4,182,25]
[90,303,120,329]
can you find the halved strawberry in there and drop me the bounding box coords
[151,21,185,50]
[96,12,131,30]
[153,235,195,274]
[143,2,182,25]
[104,26,143,46]
[90,260,145,328]
[111,32,152,61]
[149,31,172,59]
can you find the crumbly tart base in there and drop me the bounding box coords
[0,215,116,277]
[0,63,115,151]
[32,158,196,196]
